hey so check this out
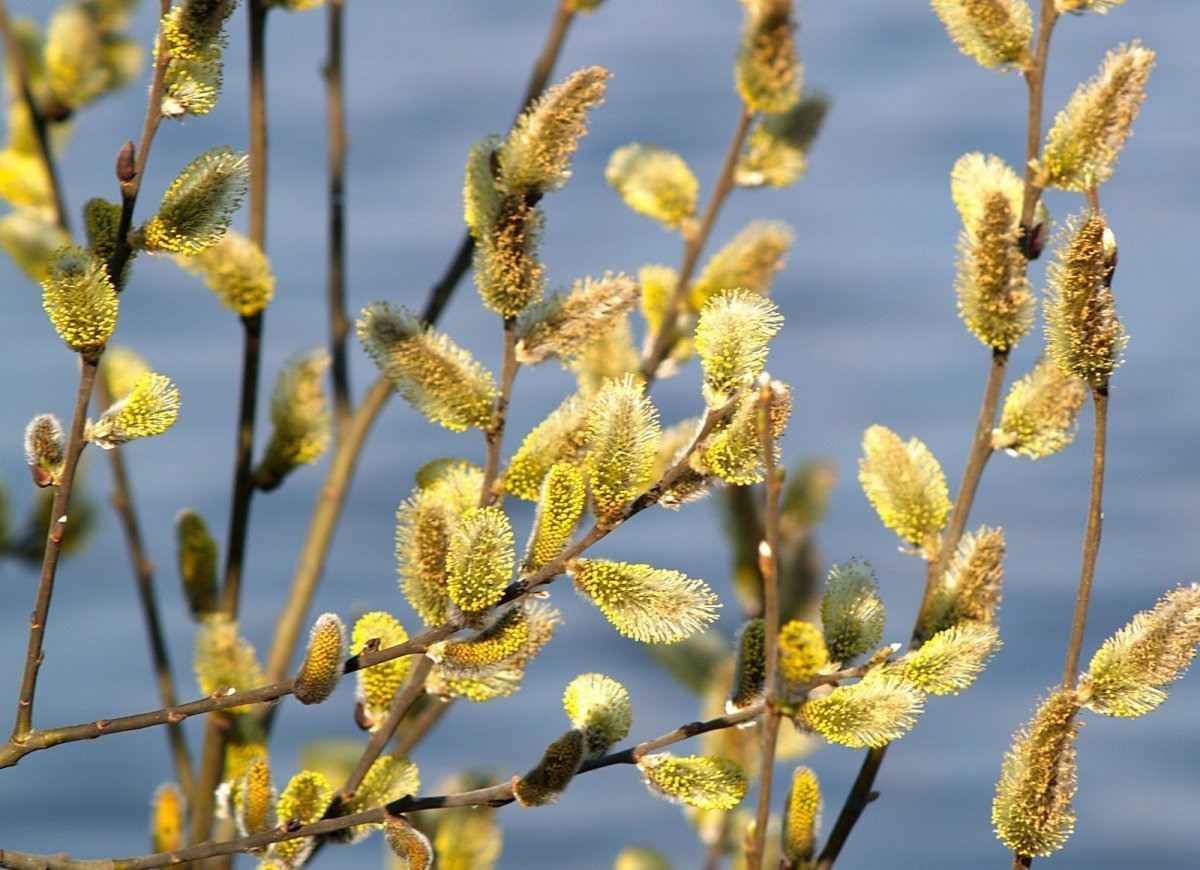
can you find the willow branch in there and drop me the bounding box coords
[94,379,193,795]
[1018,1,1060,249]
[748,382,783,869]
[639,105,755,382]
[420,1,577,324]
[480,317,519,506]
[0,0,69,231]
[324,0,351,430]
[10,357,98,740]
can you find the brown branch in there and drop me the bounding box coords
[10,357,98,740]
[1018,1,1060,253]
[480,317,519,507]
[639,106,756,382]
[94,379,193,795]
[0,0,69,232]
[748,381,784,869]
[419,1,577,325]
[323,0,351,431]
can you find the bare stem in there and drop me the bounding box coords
[10,357,98,740]
[94,379,193,795]
[0,0,69,231]
[480,317,519,507]
[420,1,577,325]
[639,106,755,382]
[748,382,783,870]
[1019,1,1060,249]
[1061,386,1108,686]
[324,0,351,430]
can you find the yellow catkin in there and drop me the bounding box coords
[735,95,828,188]
[352,612,412,731]
[585,375,661,525]
[694,290,783,406]
[930,0,1032,70]
[899,623,999,695]
[255,350,331,488]
[515,273,638,365]
[689,219,793,311]
[161,54,223,117]
[858,425,951,549]
[176,509,218,619]
[727,619,766,711]
[41,247,118,355]
[735,0,801,113]
[637,754,747,810]
[176,230,274,316]
[605,143,698,228]
[446,507,515,615]
[921,526,1005,641]
[473,193,545,316]
[142,146,249,254]
[429,607,530,677]
[782,767,820,867]
[956,191,1034,350]
[334,755,420,843]
[384,815,434,869]
[193,614,263,714]
[695,380,791,486]
[569,558,720,644]
[236,758,275,838]
[271,770,331,867]
[293,613,346,705]
[523,463,586,572]
[160,1,236,62]
[150,783,185,853]
[505,393,592,500]
[778,620,828,685]
[799,676,924,748]
[993,356,1087,458]
[86,372,181,448]
[563,673,632,757]
[992,690,1080,857]
[23,414,64,486]
[100,345,150,401]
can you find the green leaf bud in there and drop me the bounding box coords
[1043,215,1125,387]
[176,229,275,316]
[778,619,828,686]
[735,95,828,188]
[358,302,497,432]
[799,675,924,748]
[930,0,1032,71]
[194,614,264,714]
[24,414,64,487]
[175,509,218,619]
[514,729,586,807]
[689,220,793,312]
[585,374,661,525]
[472,193,545,316]
[695,290,783,406]
[505,393,591,500]
[293,612,346,705]
[1078,583,1200,718]
[428,606,530,678]
[1039,42,1154,191]
[955,190,1034,350]
[727,619,766,712]
[735,0,801,113]
[383,814,433,870]
[563,672,632,758]
[41,246,118,356]
[86,372,180,448]
[568,558,719,644]
[498,66,610,194]
[820,560,885,664]
[271,770,331,867]
[150,783,185,853]
[446,506,514,615]
[637,753,747,810]
[255,350,331,490]
[516,273,638,366]
[858,425,951,551]
[523,462,586,572]
[993,355,1087,458]
[605,143,698,229]
[992,690,1080,857]
[782,766,820,868]
[898,623,999,695]
[920,526,1005,641]
[142,147,249,254]
[352,611,412,731]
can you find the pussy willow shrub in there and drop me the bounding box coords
[0,1,1196,868]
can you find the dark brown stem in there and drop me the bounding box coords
[814,746,885,869]
[94,379,193,796]
[0,0,69,232]
[1061,386,1108,686]
[639,106,755,382]
[419,1,577,325]
[480,317,519,507]
[749,383,783,870]
[324,0,351,431]
[10,357,98,740]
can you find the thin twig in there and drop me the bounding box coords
[748,381,783,870]
[94,379,193,795]
[0,0,69,232]
[10,357,98,740]
[324,0,352,431]
[480,317,519,507]
[1018,1,1060,244]
[639,106,756,382]
[419,0,577,325]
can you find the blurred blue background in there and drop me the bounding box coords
[1,1,1198,867]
